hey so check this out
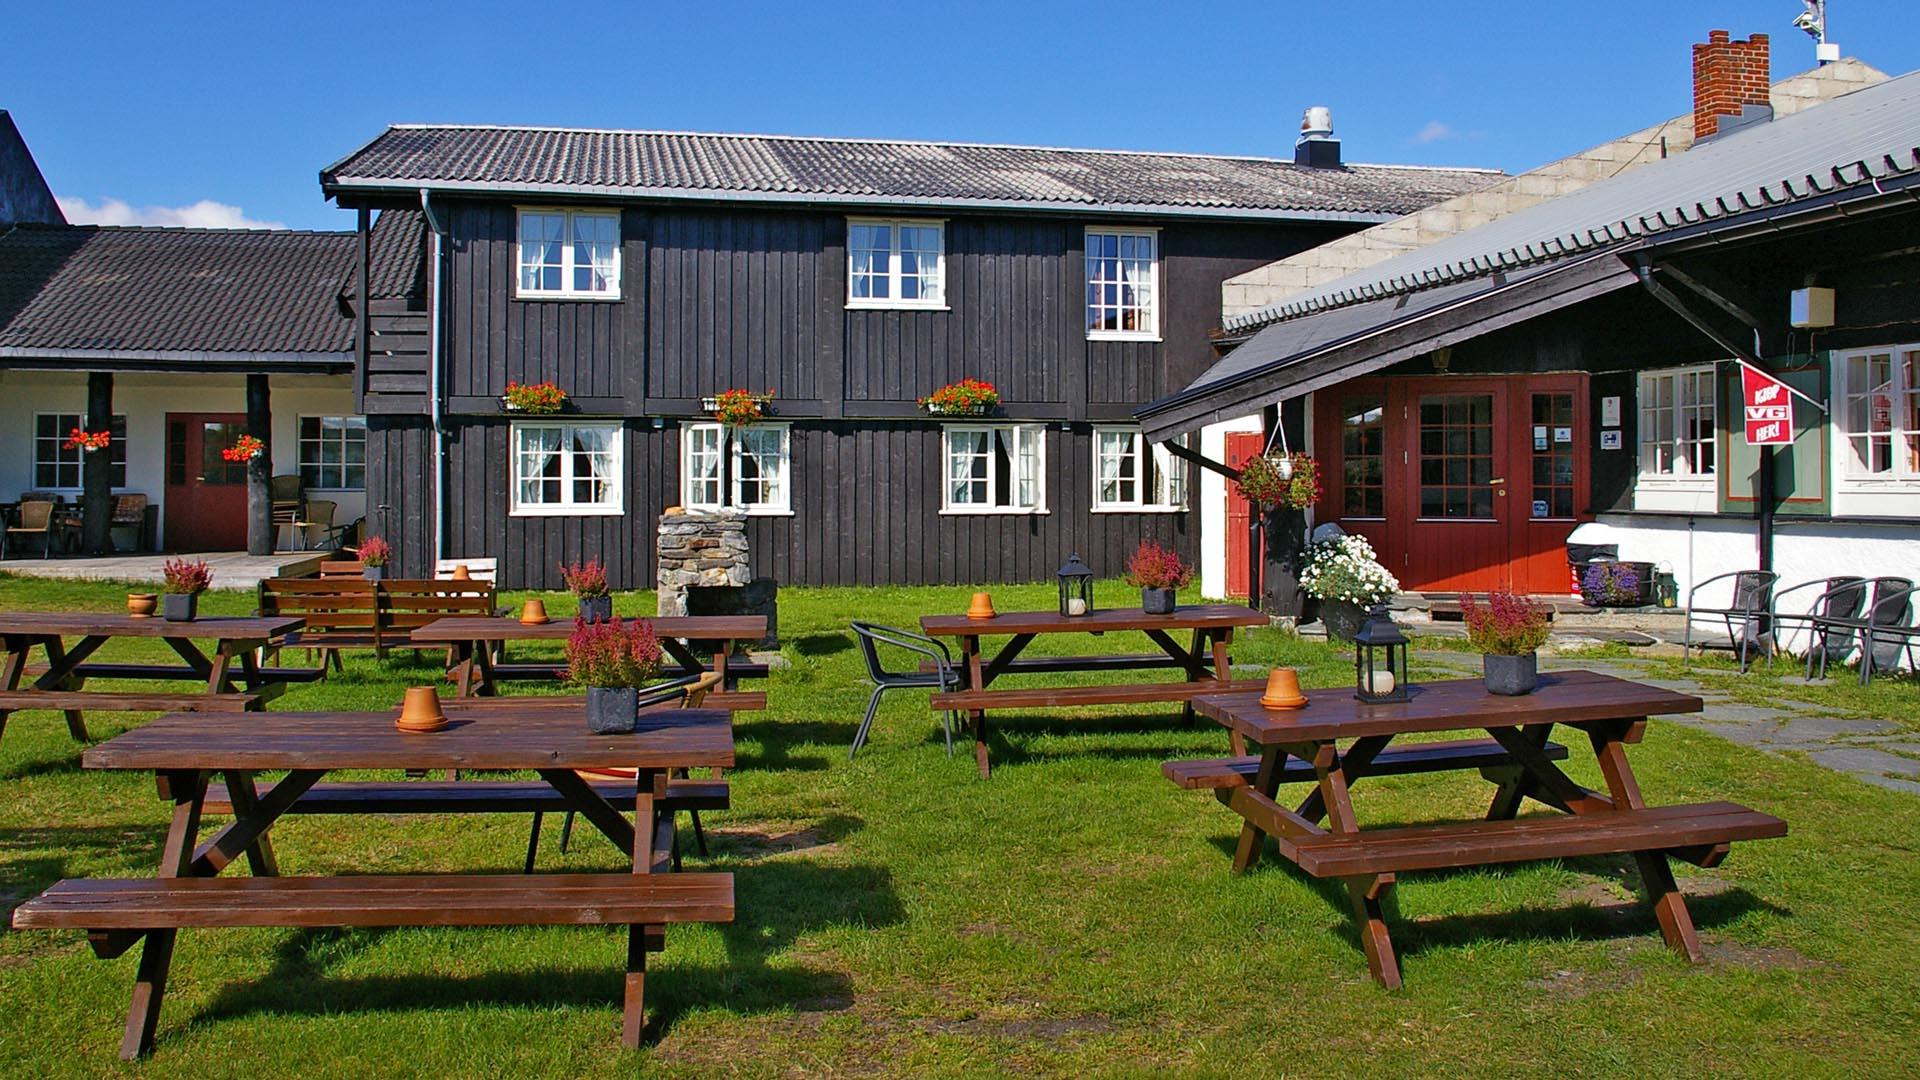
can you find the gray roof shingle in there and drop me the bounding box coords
[322,126,1502,221]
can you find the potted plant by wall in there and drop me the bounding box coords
[1233,452,1319,511]
[562,558,613,622]
[703,388,775,426]
[219,433,265,465]
[565,617,665,734]
[1299,532,1400,641]
[1579,560,1655,607]
[1125,540,1193,615]
[1460,591,1554,695]
[359,537,392,581]
[918,377,1000,418]
[64,427,113,454]
[503,380,567,414]
[160,557,212,621]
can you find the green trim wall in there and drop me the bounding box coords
[1718,354,1831,518]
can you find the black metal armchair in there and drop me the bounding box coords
[1858,578,1918,686]
[1769,576,1866,680]
[850,621,962,759]
[1683,570,1778,672]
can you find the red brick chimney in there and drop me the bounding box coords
[1693,30,1772,140]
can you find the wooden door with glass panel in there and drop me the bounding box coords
[163,413,249,551]
[1403,382,1511,592]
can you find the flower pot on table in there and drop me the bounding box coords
[578,595,614,623]
[1318,599,1367,642]
[161,593,198,622]
[586,686,641,734]
[1141,587,1176,615]
[1483,652,1539,696]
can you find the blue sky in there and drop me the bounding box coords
[8,1,1917,231]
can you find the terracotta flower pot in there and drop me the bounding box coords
[395,686,448,732]
[450,564,472,580]
[1260,667,1308,710]
[519,598,550,625]
[127,593,158,619]
[966,592,996,619]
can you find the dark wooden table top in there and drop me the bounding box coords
[921,604,1269,636]
[83,706,736,772]
[0,612,304,639]
[1194,670,1703,744]
[409,615,767,643]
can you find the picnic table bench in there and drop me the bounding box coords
[920,604,1269,777]
[410,614,769,697]
[256,578,496,669]
[1170,670,1787,987]
[9,704,737,1058]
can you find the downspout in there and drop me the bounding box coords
[419,188,447,569]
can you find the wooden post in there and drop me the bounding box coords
[1260,399,1309,619]
[245,374,272,556]
[81,372,114,555]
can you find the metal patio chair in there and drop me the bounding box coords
[849,621,962,759]
[1683,570,1778,673]
[1769,576,1867,680]
[1857,577,1918,686]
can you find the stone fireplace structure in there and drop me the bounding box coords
[656,508,777,646]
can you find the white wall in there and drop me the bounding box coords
[0,370,363,546]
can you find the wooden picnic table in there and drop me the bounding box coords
[921,604,1269,778]
[0,612,309,745]
[10,704,736,1058]
[410,614,769,697]
[1173,670,1787,987]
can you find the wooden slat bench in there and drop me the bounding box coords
[26,662,326,684]
[200,777,730,816]
[258,578,495,668]
[439,689,767,712]
[920,652,1231,677]
[12,871,734,931]
[932,677,1268,712]
[1162,737,1569,790]
[0,690,262,713]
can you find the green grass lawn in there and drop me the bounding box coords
[2,574,1917,1078]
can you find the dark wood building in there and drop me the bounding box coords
[321,125,1500,588]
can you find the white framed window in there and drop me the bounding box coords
[510,422,622,516]
[680,422,792,514]
[1638,367,1717,484]
[942,424,1045,514]
[297,415,367,490]
[1085,227,1159,340]
[1837,345,1920,483]
[33,413,127,489]
[517,208,620,299]
[1093,427,1187,511]
[847,218,945,308]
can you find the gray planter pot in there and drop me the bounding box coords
[586,686,640,734]
[161,593,198,622]
[578,595,614,623]
[1319,599,1367,642]
[1141,587,1176,615]
[362,565,386,582]
[1483,652,1539,696]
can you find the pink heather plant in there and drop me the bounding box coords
[1123,541,1194,590]
[564,617,664,688]
[559,558,611,598]
[358,536,393,567]
[1460,591,1553,656]
[161,557,213,595]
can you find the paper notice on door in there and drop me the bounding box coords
[1553,426,1573,444]
[1532,499,1550,518]
[1533,425,1548,451]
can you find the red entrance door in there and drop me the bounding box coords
[1224,431,1266,598]
[1315,375,1587,595]
[164,414,250,551]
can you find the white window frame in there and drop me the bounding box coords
[1084,226,1160,341]
[1092,427,1187,512]
[846,217,947,309]
[515,208,621,300]
[679,422,793,516]
[296,415,367,491]
[941,424,1047,515]
[33,412,128,491]
[509,421,623,517]
[1635,366,1718,501]
[1835,344,1920,490]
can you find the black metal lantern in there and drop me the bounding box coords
[1058,553,1094,617]
[1352,604,1409,703]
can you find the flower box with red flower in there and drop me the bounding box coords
[919,378,1000,417]
[503,381,568,414]
[703,389,774,426]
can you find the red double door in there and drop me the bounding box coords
[164,413,251,552]
[1313,375,1589,595]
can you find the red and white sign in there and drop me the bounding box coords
[1742,366,1794,446]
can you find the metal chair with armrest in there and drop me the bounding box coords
[1683,570,1778,673]
[849,621,962,760]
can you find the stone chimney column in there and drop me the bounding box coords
[1693,30,1772,140]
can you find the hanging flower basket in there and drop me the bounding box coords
[1235,453,1319,510]
[64,428,112,453]
[919,378,1000,417]
[503,380,567,414]
[219,434,266,463]
[704,389,775,426]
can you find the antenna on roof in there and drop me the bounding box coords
[1792,0,1840,64]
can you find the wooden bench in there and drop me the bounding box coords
[1161,737,1569,789]
[0,690,262,713]
[200,777,730,816]
[258,578,495,668]
[932,677,1268,711]
[24,662,326,685]
[12,871,734,931]
[920,652,1230,676]
[1286,801,1787,878]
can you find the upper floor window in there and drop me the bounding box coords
[1085,227,1158,340]
[511,421,622,516]
[681,422,791,514]
[848,219,945,308]
[943,424,1045,514]
[34,413,127,489]
[1838,345,1920,482]
[298,416,367,490]
[1638,367,1716,483]
[1093,427,1186,511]
[517,209,620,299]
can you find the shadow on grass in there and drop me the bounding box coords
[961,709,1230,768]
[789,633,852,658]
[0,824,165,918]
[189,859,903,1044]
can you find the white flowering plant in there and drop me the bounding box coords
[1298,533,1399,605]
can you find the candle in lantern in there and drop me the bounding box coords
[1067,598,1089,616]
[1364,669,1396,696]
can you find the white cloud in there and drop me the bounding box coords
[56,195,285,230]
[1411,120,1457,145]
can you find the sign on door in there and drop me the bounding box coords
[1741,366,1793,446]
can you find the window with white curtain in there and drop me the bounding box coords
[1838,344,1920,482]
[510,422,622,515]
[517,209,620,298]
[847,218,945,307]
[1092,427,1186,511]
[1085,227,1159,339]
[680,423,791,513]
[943,425,1045,513]
[1638,367,1717,482]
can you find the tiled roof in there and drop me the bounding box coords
[322,126,1503,221]
[0,224,356,360]
[367,208,426,300]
